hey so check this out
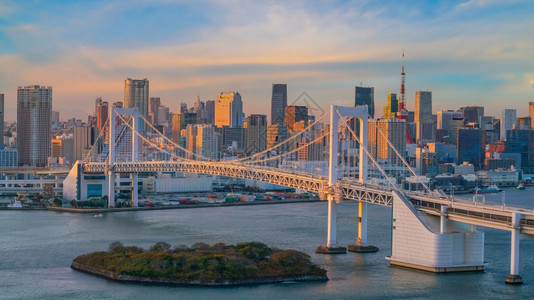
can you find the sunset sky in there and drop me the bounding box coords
[0,0,533,121]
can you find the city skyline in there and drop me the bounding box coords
[0,1,533,121]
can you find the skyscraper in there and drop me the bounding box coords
[215,92,243,128]
[124,78,149,122]
[460,106,484,124]
[457,128,484,170]
[448,118,465,146]
[285,105,308,132]
[355,86,374,118]
[506,128,534,173]
[437,110,462,131]
[245,114,267,154]
[368,118,406,164]
[501,109,517,140]
[149,97,161,125]
[415,91,432,141]
[0,93,3,147]
[96,101,109,132]
[17,85,52,167]
[73,126,97,162]
[529,102,534,128]
[383,93,398,119]
[271,84,287,125]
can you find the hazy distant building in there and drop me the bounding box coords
[245,114,267,154]
[17,85,52,167]
[96,101,109,132]
[215,92,243,128]
[501,109,517,140]
[0,93,3,147]
[124,78,149,125]
[415,91,432,141]
[205,100,215,124]
[355,86,374,118]
[383,93,398,119]
[437,110,462,131]
[460,106,484,124]
[94,97,102,117]
[285,105,308,132]
[516,116,532,130]
[368,118,406,164]
[52,111,60,123]
[73,126,97,162]
[149,97,161,125]
[157,105,170,125]
[271,84,287,125]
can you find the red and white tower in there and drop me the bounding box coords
[397,51,414,144]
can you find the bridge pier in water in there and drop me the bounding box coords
[348,201,379,253]
[506,212,523,284]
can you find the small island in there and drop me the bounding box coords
[71,241,328,286]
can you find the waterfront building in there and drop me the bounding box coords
[501,109,517,140]
[477,169,519,187]
[415,91,433,142]
[271,84,287,125]
[454,162,475,175]
[285,105,308,132]
[505,128,534,173]
[124,78,149,125]
[355,86,375,118]
[215,92,243,128]
[17,85,52,167]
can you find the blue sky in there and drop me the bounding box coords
[0,0,533,121]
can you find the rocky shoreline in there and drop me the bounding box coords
[71,261,328,286]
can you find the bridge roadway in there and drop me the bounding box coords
[83,160,534,236]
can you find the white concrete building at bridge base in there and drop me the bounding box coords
[387,191,485,272]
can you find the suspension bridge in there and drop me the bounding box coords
[59,105,534,284]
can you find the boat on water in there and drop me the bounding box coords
[93,214,104,218]
[7,200,23,208]
[473,184,502,194]
[517,183,525,190]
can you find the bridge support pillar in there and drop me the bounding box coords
[348,201,378,253]
[108,171,115,208]
[440,205,448,234]
[131,173,138,207]
[315,196,346,254]
[506,212,523,284]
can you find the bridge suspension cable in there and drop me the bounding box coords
[335,109,398,190]
[82,117,110,163]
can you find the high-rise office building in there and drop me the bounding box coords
[285,105,308,132]
[516,116,532,129]
[355,86,374,118]
[245,114,267,154]
[73,126,97,162]
[457,128,485,170]
[368,118,406,164]
[149,97,161,125]
[506,128,534,173]
[460,106,484,124]
[215,92,243,128]
[195,124,218,159]
[437,110,462,131]
[94,97,102,117]
[501,109,517,140]
[157,105,169,125]
[267,124,288,149]
[205,100,215,124]
[17,85,52,167]
[0,93,3,147]
[448,118,465,146]
[415,91,432,141]
[271,84,287,125]
[124,78,149,122]
[96,101,109,132]
[530,102,534,128]
[383,93,398,119]
[172,112,197,142]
